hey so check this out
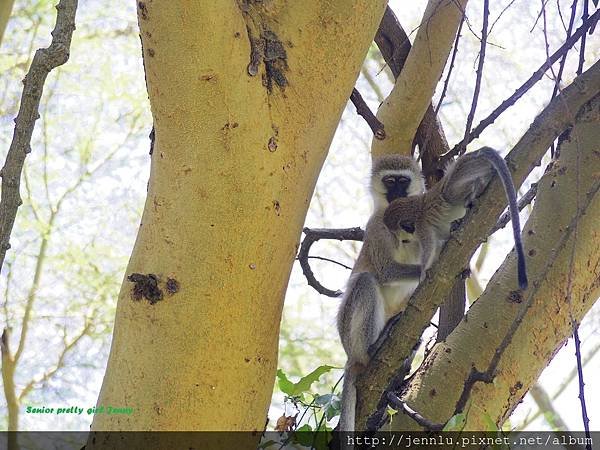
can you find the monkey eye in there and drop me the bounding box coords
[382,176,396,187]
[382,175,411,187]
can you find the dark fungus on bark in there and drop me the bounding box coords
[166,277,180,295]
[137,1,149,20]
[128,273,163,304]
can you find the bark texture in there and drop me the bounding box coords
[89,0,387,437]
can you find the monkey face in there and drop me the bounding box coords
[370,155,425,211]
[399,222,415,234]
[382,174,412,203]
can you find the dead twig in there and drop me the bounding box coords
[350,88,385,140]
[0,0,78,271]
[297,227,364,297]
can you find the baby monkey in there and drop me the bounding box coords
[383,146,528,290]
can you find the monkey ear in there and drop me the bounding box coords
[442,153,494,205]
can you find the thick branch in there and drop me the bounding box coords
[372,0,466,157]
[0,0,78,271]
[355,60,600,429]
[454,178,600,415]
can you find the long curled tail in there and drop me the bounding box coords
[477,147,528,290]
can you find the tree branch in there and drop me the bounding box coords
[454,178,600,415]
[297,227,364,297]
[0,0,78,272]
[18,319,93,402]
[372,0,465,157]
[491,182,538,233]
[456,0,489,156]
[442,8,600,163]
[387,91,600,431]
[387,392,444,431]
[375,5,452,174]
[349,89,385,140]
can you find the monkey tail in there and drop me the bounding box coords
[338,366,357,432]
[477,147,528,290]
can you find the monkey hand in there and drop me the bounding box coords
[383,197,417,232]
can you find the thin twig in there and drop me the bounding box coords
[306,255,352,271]
[434,16,464,116]
[0,0,78,271]
[297,227,364,297]
[488,0,519,36]
[566,50,591,444]
[548,0,579,157]
[18,319,92,401]
[456,0,489,156]
[572,326,592,448]
[387,392,444,431]
[350,88,385,140]
[577,0,590,76]
[552,0,579,99]
[441,8,600,164]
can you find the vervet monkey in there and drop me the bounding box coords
[336,155,425,431]
[383,146,528,290]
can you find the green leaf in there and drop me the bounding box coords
[386,405,398,418]
[292,365,336,395]
[276,369,295,396]
[443,412,467,431]
[276,365,337,396]
[293,423,314,447]
[482,413,499,432]
[314,393,341,420]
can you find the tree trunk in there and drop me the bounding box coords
[0,0,15,46]
[88,0,386,438]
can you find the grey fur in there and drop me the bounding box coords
[337,155,425,431]
[383,147,528,289]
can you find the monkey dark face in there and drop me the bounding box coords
[400,222,415,234]
[382,175,412,203]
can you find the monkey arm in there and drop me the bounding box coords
[377,262,422,283]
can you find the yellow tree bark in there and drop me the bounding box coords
[391,94,600,430]
[89,0,386,435]
[372,0,467,157]
[0,0,15,46]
